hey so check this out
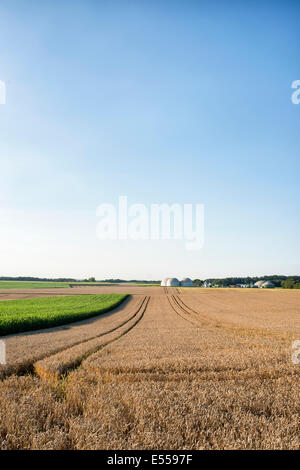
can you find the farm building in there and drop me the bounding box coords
[253,280,275,289]
[254,280,265,288]
[261,281,275,288]
[166,277,180,287]
[203,281,212,288]
[180,278,193,287]
[161,277,193,287]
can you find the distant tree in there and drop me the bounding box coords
[87,277,96,282]
[282,279,296,289]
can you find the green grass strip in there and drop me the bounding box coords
[0,281,70,289]
[0,294,128,336]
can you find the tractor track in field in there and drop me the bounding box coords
[34,296,150,382]
[167,292,291,341]
[174,294,204,317]
[0,296,150,381]
[166,293,201,327]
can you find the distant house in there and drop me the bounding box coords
[203,281,212,288]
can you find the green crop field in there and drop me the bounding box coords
[0,281,121,289]
[0,281,71,289]
[0,294,128,336]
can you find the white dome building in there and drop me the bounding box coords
[160,278,170,287]
[261,281,275,289]
[180,278,193,287]
[254,280,265,288]
[166,277,180,287]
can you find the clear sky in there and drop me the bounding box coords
[0,0,299,280]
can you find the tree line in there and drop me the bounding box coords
[281,279,300,289]
[0,276,77,282]
[0,276,160,284]
[193,276,300,288]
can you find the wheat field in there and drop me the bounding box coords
[0,287,299,449]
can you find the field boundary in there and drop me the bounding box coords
[34,296,150,383]
[0,295,137,380]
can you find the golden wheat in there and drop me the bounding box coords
[0,288,299,449]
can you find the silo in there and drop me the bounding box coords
[254,280,265,288]
[180,278,193,287]
[166,277,180,287]
[261,281,275,288]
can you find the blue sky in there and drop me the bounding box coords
[0,0,299,280]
